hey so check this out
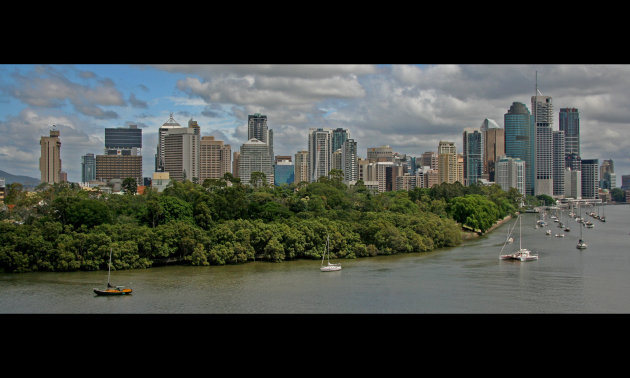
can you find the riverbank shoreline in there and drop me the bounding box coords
[460,214,514,241]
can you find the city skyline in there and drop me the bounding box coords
[0,64,627,183]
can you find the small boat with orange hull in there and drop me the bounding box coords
[94,248,132,296]
[94,284,133,296]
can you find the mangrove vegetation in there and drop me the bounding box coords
[0,173,524,273]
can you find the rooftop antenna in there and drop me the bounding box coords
[535,70,543,96]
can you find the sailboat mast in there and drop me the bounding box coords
[107,247,112,286]
[519,214,522,250]
[326,234,330,264]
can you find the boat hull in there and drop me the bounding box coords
[500,248,538,262]
[320,265,342,272]
[94,288,133,296]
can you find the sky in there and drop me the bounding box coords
[0,64,628,184]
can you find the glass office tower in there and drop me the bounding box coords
[504,102,535,196]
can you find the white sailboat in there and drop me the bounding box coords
[500,214,539,262]
[320,234,342,272]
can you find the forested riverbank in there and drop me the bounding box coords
[0,172,526,273]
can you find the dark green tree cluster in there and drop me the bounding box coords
[0,175,519,273]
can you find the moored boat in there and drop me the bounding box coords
[499,214,538,262]
[94,248,133,296]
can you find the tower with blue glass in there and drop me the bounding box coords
[504,102,535,196]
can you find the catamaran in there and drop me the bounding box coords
[500,214,539,262]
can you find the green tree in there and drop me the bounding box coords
[448,194,500,233]
[122,177,137,195]
[611,188,625,202]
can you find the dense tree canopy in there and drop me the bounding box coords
[0,179,521,273]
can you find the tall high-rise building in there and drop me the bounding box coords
[105,124,142,156]
[81,153,96,183]
[199,136,231,182]
[552,130,565,196]
[421,151,438,170]
[95,155,143,184]
[564,168,582,199]
[248,113,268,141]
[559,108,580,160]
[462,129,483,186]
[600,159,616,189]
[565,152,582,171]
[156,113,182,172]
[331,149,343,171]
[341,139,358,183]
[497,156,526,196]
[438,141,458,184]
[483,123,504,182]
[581,159,599,199]
[163,127,200,182]
[239,138,273,186]
[308,128,333,182]
[294,150,309,184]
[248,113,273,158]
[332,128,349,153]
[532,93,554,196]
[40,128,62,184]
[504,102,535,196]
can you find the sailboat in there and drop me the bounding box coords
[500,214,539,262]
[320,234,342,272]
[94,248,133,295]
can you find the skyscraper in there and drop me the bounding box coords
[248,113,268,141]
[482,121,504,182]
[438,141,458,184]
[421,151,438,170]
[504,102,535,196]
[462,129,483,186]
[564,168,582,199]
[248,113,273,158]
[294,151,309,184]
[95,154,142,184]
[81,153,96,183]
[497,156,526,196]
[156,114,182,172]
[163,127,200,182]
[308,128,333,182]
[341,138,358,183]
[332,128,349,153]
[552,130,565,196]
[239,138,273,186]
[532,93,553,196]
[199,136,231,182]
[581,159,599,199]
[40,128,62,184]
[600,159,616,189]
[105,124,142,156]
[559,108,580,159]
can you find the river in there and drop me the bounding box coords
[1,204,629,314]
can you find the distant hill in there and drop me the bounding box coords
[0,169,40,188]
